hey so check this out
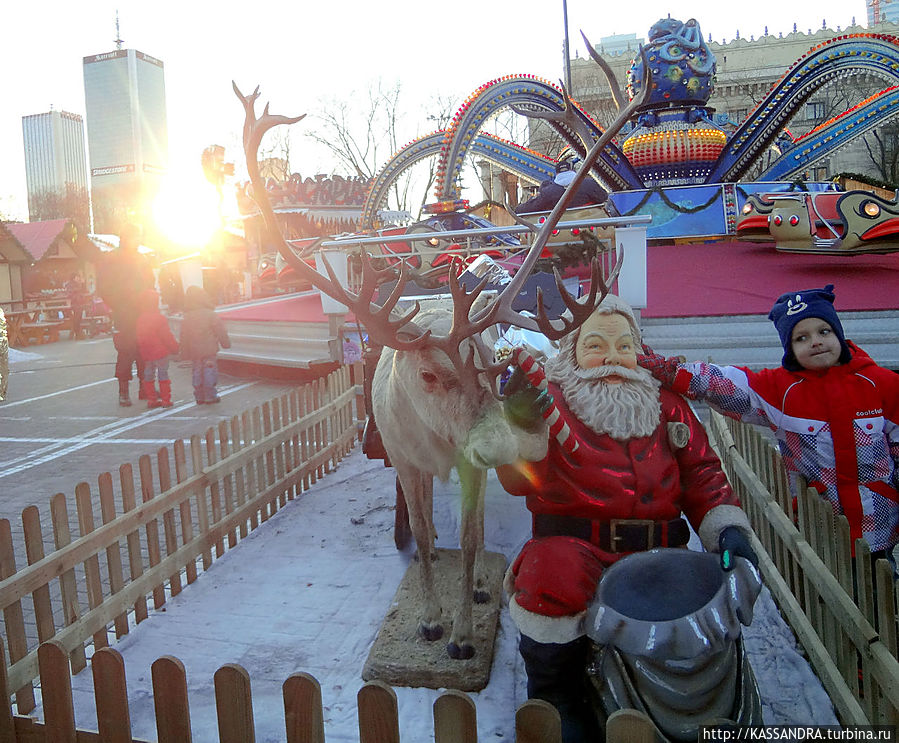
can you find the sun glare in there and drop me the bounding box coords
[152,172,223,250]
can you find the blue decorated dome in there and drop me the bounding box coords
[628,17,716,109]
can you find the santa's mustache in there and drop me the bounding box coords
[572,364,650,383]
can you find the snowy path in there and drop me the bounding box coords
[27,449,837,741]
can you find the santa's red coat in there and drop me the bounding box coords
[497,383,741,623]
[499,384,737,525]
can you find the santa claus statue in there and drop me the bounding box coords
[497,294,758,742]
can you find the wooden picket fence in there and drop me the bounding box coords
[0,364,360,715]
[706,409,899,727]
[15,363,897,738]
[0,360,662,742]
[0,640,662,743]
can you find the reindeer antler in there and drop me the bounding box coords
[234,81,433,352]
[234,45,649,393]
[510,84,595,158]
[581,31,628,112]
[471,46,649,333]
[233,83,306,158]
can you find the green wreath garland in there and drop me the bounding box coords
[734,179,810,201]
[618,185,722,217]
[620,180,819,218]
[535,231,612,273]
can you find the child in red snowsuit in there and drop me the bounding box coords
[641,284,899,567]
[135,289,180,408]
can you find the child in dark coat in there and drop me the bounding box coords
[180,286,231,404]
[135,289,180,408]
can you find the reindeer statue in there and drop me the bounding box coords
[234,54,648,661]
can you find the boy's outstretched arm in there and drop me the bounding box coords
[638,345,773,427]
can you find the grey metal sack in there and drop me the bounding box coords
[585,548,763,740]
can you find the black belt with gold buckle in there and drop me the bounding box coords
[533,513,690,552]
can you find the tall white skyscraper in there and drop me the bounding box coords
[82,47,168,235]
[21,110,89,225]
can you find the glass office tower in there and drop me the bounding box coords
[21,110,89,224]
[83,48,168,235]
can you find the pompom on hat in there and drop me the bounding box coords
[768,284,852,370]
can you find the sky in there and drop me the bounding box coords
[1,0,867,226]
[2,388,835,740]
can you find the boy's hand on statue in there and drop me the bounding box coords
[503,367,552,430]
[637,344,683,384]
[718,526,759,571]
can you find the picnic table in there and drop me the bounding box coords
[2,295,113,347]
[3,295,112,346]
[3,309,33,347]
[4,306,67,346]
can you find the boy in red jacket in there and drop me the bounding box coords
[135,289,180,408]
[641,284,899,568]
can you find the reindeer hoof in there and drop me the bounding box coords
[447,641,475,660]
[473,588,490,604]
[419,622,444,642]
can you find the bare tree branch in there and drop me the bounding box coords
[303,80,458,219]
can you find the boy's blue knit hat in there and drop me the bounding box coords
[768,284,851,370]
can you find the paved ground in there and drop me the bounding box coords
[1,336,304,646]
[2,336,299,518]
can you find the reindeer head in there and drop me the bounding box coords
[233,49,648,400]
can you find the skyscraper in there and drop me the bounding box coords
[21,110,89,226]
[82,47,168,235]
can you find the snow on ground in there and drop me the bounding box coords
[8,347,41,364]
[28,449,837,741]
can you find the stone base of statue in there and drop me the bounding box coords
[362,548,507,692]
[585,548,763,741]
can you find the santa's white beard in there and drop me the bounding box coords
[546,361,662,440]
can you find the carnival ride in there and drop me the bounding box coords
[357,18,899,256]
[238,16,899,319]
[736,189,899,254]
[233,14,899,371]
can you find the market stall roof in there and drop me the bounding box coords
[239,205,363,221]
[0,222,30,263]
[6,219,71,261]
[6,219,102,263]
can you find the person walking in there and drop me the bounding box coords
[0,306,7,401]
[64,273,88,339]
[179,285,231,404]
[135,289,179,408]
[97,224,156,406]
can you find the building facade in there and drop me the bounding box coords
[528,19,899,187]
[868,0,899,25]
[82,48,168,235]
[21,110,89,227]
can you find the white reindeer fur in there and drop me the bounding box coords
[371,303,546,657]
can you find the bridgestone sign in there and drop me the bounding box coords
[91,165,135,177]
